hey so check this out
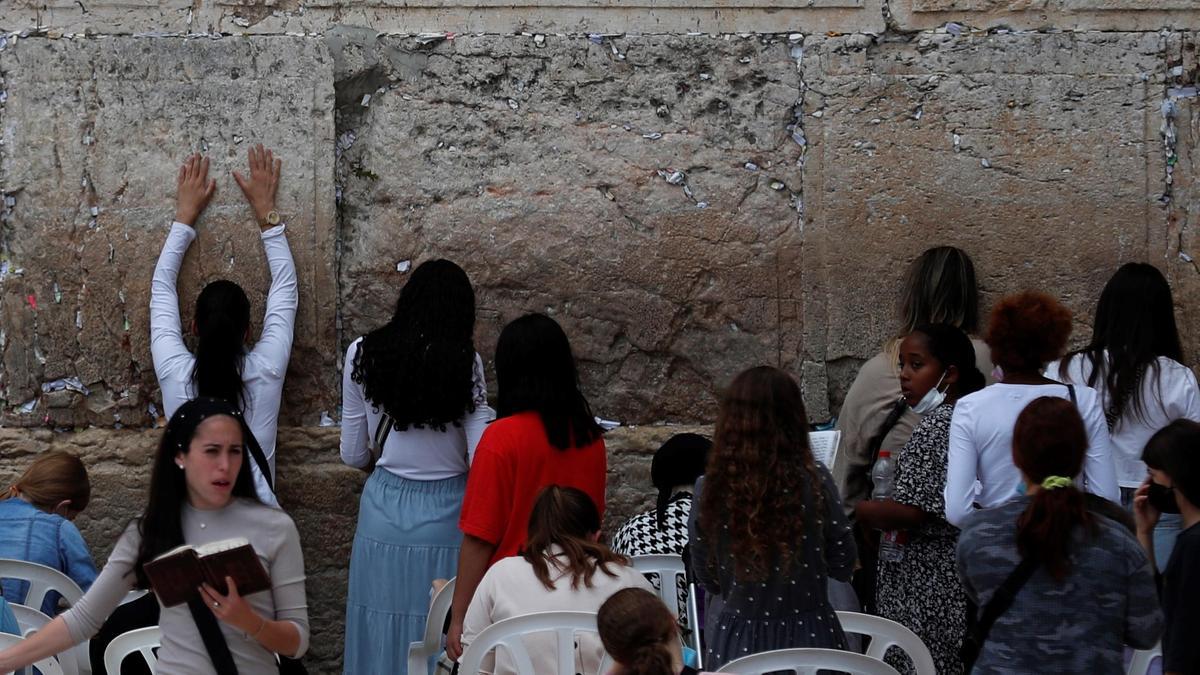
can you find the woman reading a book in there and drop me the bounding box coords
[0,397,309,675]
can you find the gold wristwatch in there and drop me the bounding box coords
[263,210,281,227]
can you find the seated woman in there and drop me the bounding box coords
[0,451,96,616]
[688,366,856,670]
[956,397,1162,674]
[460,485,652,675]
[0,398,309,675]
[610,433,711,557]
[598,587,719,675]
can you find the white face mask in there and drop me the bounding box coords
[911,370,948,415]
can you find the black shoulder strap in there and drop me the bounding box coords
[242,428,275,494]
[974,557,1039,645]
[1065,383,1077,405]
[374,413,395,450]
[187,596,239,675]
[866,397,909,473]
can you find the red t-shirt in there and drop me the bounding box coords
[459,411,607,565]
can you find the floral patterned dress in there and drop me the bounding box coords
[875,402,968,675]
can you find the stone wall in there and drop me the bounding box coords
[2,1,1200,672]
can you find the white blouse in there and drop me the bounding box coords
[150,222,298,506]
[1048,354,1200,488]
[944,382,1120,527]
[339,337,494,480]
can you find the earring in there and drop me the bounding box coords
[176,463,184,470]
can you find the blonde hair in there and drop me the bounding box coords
[887,247,980,370]
[6,452,91,513]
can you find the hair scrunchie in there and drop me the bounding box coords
[1040,475,1073,490]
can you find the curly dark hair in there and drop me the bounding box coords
[698,366,825,582]
[984,290,1072,374]
[351,259,478,431]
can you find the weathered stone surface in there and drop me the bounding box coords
[890,0,1200,32]
[800,32,1171,363]
[0,36,338,427]
[0,1,885,37]
[1162,32,1200,358]
[337,34,812,424]
[0,424,696,674]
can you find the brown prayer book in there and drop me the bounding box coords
[143,537,271,607]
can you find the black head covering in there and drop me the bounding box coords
[650,433,712,529]
[165,397,272,495]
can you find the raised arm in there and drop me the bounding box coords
[1079,393,1119,502]
[235,144,297,375]
[464,353,496,464]
[151,154,215,414]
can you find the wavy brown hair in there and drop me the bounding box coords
[521,485,627,591]
[698,366,825,582]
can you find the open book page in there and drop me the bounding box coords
[194,537,250,557]
[808,430,841,469]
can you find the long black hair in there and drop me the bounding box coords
[1060,263,1184,428]
[351,260,478,431]
[913,323,986,398]
[133,397,260,588]
[192,280,251,411]
[495,313,601,450]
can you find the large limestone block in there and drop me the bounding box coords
[891,0,1200,32]
[1161,32,1200,362]
[0,0,885,37]
[0,36,337,427]
[338,34,810,423]
[800,32,1168,362]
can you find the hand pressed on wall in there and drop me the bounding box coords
[174,153,217,227]
[233,143,283,231]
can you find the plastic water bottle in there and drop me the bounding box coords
[871,451,905,563]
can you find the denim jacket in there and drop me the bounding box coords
[0,498,97,615]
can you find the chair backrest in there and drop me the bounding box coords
[102,626,161,675]
[1127,643,1162,675]
[0,559,84,611]
[717,647,901,675]
[407,578,456,675]
[627,555,702,661]
[9,603,52,638]
[0,632,68,675]
[836,611,936,675]
[458,610,612,675]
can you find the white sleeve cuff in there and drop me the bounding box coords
[260,223,287,239]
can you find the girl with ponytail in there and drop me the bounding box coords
[151,146,296,507]
[955,397,1162,674]
[854,324,983,674]
[598,588,718,675]
[459,486,652,675]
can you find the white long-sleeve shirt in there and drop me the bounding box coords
[1048,354,1200,488]
[340,337,495,479]
[944,382,1120,528]
[150,221,298,506]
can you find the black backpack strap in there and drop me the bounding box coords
[187,596,239,675]
[962,557,1039,668]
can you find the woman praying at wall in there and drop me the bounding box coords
[944,290,1119,527]
[0,398,310,675]
[446,313,607,660]
[854,325,984,675]
[956,397,1161,674]
[1049,262,1200,564]
[459,486,652,675]
[339,259,493,675]
[687,366,856,670]
[150,146,297,507]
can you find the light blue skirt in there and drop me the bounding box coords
[343,470,466,675]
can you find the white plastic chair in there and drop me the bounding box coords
[458,611,612,675]
[0,632,68,675]
[0,560,84,611]
[9,603,52,638]
[717,647,901,675]
[1127,643,1162,675]
[102,626,161,674]
[627,555,702,663]
[407,578,455,675]
[836,611,936,675]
